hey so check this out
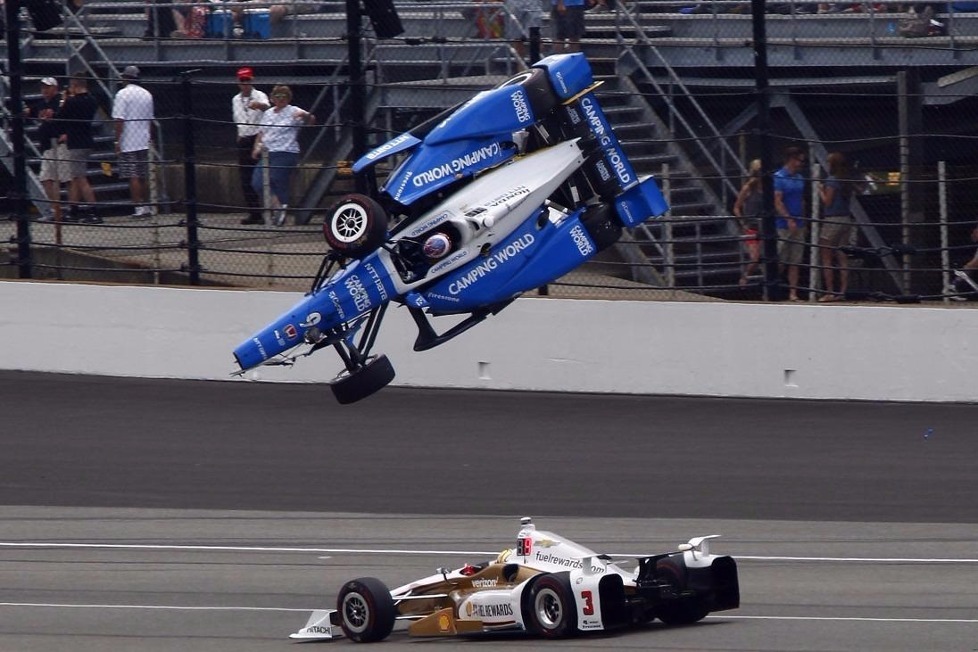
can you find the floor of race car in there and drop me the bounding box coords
[2,372,977,652]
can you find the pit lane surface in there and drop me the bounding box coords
[2,371,978,651]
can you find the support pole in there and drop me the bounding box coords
[181,71,201,285]
[751,0,776,301]
[6,0,32,279]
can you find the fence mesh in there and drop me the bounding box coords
[2,0,977,303]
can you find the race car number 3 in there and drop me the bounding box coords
[517,537,532,556]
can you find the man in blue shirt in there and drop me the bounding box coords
[774,146,807,301]
[552,0,588,52]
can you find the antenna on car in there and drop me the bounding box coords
[520,516,533,526]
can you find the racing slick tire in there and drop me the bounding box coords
[523,573,577,638]
[324,194,388,259]
[499,67,558,121]
[654,557,709,626]
[337,577,397,643]
[330,354,396,405]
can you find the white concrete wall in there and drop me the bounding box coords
[1,280,975,402]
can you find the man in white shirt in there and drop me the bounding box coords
[112,66,155,218]
[232,67,269,225]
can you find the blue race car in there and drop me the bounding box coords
[233,53,668,404]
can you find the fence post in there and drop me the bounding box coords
[181,70,201,285]
[5,0,33,279]
[938,161,949,304]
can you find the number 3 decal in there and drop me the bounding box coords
[581,589,594,616]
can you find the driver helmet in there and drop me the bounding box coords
[423,232,452,259]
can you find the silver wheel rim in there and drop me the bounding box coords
[331,203,368,243]
[534,587,562,630]
[342,592,370,634]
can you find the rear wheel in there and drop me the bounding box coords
[324,194,388,259]
[657,600,709,626]
[524,574,577,638]
[336,577,396,642]
[330,354,395,405]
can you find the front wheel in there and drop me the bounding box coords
[324,194,388,259]
[330,354,396,404]
[523,574,577,638]
[336,577,397,643]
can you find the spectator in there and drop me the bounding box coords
[951,223,978,299]
[143,0,177,38]
[773,146,807,301]
[817,151,855,302]
[56,72,100,224]
[26,77,70,222]
[732,158,762,288]
[232,1,324,26]
[551,0,588,53]
[232,66,270,225]
[506,0,542,59]
[113,66,156,218]
[251,85,314,226]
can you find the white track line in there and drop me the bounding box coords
[1,542,977,564]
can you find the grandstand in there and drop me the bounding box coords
[3,0,978,302]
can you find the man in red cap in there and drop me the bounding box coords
[232,66,269,224]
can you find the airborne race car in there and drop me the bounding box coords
[233,53,669,404]
[291,517,740,642]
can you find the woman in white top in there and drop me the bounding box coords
[251,85,314,226]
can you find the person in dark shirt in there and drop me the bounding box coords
[26,77,70,221]
[57,71,100,223]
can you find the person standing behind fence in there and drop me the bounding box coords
[774,146,807,302]
[113,66,155,218]
[251,85,314,227]
[551,0,588,53]
[733,158,763,288]
[817,151,855,302]
[27,77,71,222]
[57,72,100,224]
[233,67,269,225]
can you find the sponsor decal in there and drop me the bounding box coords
[581,619,603,630]
[485,185,530,208]
[362,262,389,302]
[536,538,559,548]
[284,324,298,340]
[412,143,502,188]
[565,104,582,126]
[448,233,535,295]
[407,210,452,238]
[594,159,612,182]
[471,578,498,588]
[438,614,451,632]
[534,551,606,573]
[364,132,414,161]
[424,291,460,304]
[274,329,285,347]
[581,97,633,186]
[307,626,331,634]
[252,337,267,361]
[327,290,346,321]
[302,312,322,327]
[344,274,372,313]
[466,602,514,618]
[511,89,532,124]
[429,249,470,276]
[392,170,413,201]
[555,70,569,96]
[570,224,595,258]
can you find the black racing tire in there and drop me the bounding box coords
[523,574,577,638]
[336,577,397,643]
[581,203,623,253]
[324,194,388,259]
[330,354,396,405]
[499,67,558,122]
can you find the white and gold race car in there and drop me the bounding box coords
[291,517,739,642]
